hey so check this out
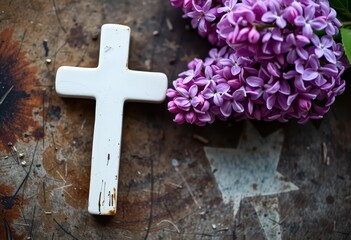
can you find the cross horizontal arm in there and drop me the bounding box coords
[56,66,99,98]
[125,70,168,102]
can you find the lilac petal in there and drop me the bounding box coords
[253,109,262,120]
[217,83,230,93]
[185,111,196,124]
[241,8,256,23]
[267,63,280,77]
[174,113,185,124]
[302,68,318,81]
[303,25,313,37]
[248,100,254,115]
[236,27,250,42]
[294,16,305,26]
[252,1,267,16]
[265,81,280,94]
[176,87,190,98]
[296,35,310,46]
[276,16,287,28]
[208,48,218,58]
[198,19,207,33]
[205,13,216,22]
[295,61,305,74]
[304,4,315,20]
[248,27,260,43]
[309,55,319,69]
[262,12,277,23]
[334,81,346,95]
[323,49,337,64]
[194,60,203,74]
[166,88,178,98]
[219,58,232,66]
[205,66,213,77]
[174,97,190,110]
[287,93,298,106]
[321,36,333,48]
[198,112,212,122]
[277,94,289,110]
[232,101,244,113]
[220,101,232,117]
[201,100,210,112]
[210,105,220,115]
[246,89,262,100]
[311,34,320,46]
[296,47,308,60]
[262,31,272,43]
[191,97,201,107]
[189,85,198,98]
[246,76,264,87]
[283,70,297,79]
[187,11,200,19]
[314,48,324,58]
[311,17,327,30]
[228,79,242,89]
[302,92,318,100]
[168,101,179,113]
[272,29,284,42]
[213,93,223,106]
[294,76,306,91]
[286,33,295,45]
[279,80,291,95]
[287,49,297,64]
[195,77,210,86]
[183,75,194,84]
[218,46,228,56]
[231,65,241,75]
[203,90,214,99]
[233,87,246,99]
[321,66,338,77]
[314,74,326,86]
[266,95,276,110]
[203,0,212,11]
[262,43,271,55]
[273,42,282,54]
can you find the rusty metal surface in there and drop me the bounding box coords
[0,0,350,239]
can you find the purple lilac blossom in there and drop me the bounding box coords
[167,0,349,125]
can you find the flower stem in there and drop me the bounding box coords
[252,23,275,30]
[342,21,351,27]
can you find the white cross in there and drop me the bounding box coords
[55,24,168,215]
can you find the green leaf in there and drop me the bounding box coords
[341,28,351,63]
[330,0,351,21]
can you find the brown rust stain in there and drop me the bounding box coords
[66,25,88,48]
[42,145,90,209]
[113,187,117,206]
[0,183,27,239]
[107,209,116,215]
[0,29,42,151]
[40,97,95,211]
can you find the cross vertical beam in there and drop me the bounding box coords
[55,24,167,215]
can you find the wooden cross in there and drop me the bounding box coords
[55,24,167,215]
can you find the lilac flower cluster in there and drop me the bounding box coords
[167,0,349,125]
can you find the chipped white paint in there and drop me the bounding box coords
[55,24,168,215]
[204,122,298,240]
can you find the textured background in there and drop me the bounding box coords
[0,0,350,239]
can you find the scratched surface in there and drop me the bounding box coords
[0,0,350,239]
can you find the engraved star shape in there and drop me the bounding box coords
[204,122,298,239]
